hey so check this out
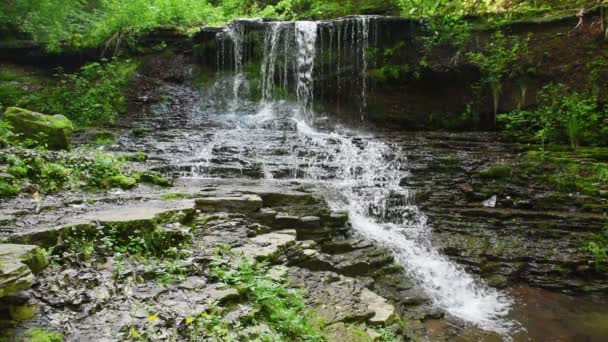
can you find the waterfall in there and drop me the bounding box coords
[227,24,244,112]
[295,21,318,119]
[203,17,516,335]
[216,19,262,113]
[291,120,515,334]
[359,17,370,118]
[217,17,378,119]
[261,23,284,102]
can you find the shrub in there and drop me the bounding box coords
[499,84,607,148]
[467,31,530,119]
[210,259,324,341]
[87,154,132,189]
[0,180,20,198]
[39,162,72,192]
[82,0,221,49]
[21,58,138,127]
[0,121,15,147]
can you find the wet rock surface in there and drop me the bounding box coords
[0,182,421,340]
[388,132,608,293]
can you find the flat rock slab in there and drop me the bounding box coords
[8,199,195,246]
[232,230,297,261]
[78,200,195,222]
[195,195,262,214]
[0,244,39,297]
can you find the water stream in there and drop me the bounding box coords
[203,17,515,336]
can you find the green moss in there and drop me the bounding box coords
[107,174,137,189]
[18,328,64,342]
[9,304,37,321]
[92,131,117,146]
[323,323,374,342]
[132,151,148,162]
[131,128,151,137]
[23,247,50,274]
[3,107,74,150]
[160,192,191,200]
[135,172,171,187]
[479,165,512,180]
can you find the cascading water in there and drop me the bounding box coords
[294,21,318,119]
[217,19,261,112]
[291,121,514,334]
[200,16,515,335]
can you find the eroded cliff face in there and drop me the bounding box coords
[189,9,607,130]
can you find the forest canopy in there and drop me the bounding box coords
[0,0,605,50]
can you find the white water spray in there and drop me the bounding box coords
[291,119,514,334]
[295,21,318,119]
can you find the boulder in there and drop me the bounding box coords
[0,244,48,298]
[2,107,74,150]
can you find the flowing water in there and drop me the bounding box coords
[195,16,516,336]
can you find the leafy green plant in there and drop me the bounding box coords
[39,162,72,192]
[0,150,162,198]
[21,58,138,127]
[467,31,530,121]
[0,121,15,147]
[210,259,324,341]
[499,84,607,149]
[0,179,20,198]
[156,260,187,285]
[587,226,608,272]
[87,154,136,189]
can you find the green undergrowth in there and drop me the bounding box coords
[19,59,139,127]
[206,258,325,341]
[55,212,194,283]
[0,66,50,115]
[480,147,608,196]
[499,84,608,149]
[0,150,171,198]
[587,226,608,272]
[16,328,64,342]
[1,59,137,128]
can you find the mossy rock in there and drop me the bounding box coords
[0,244,49,298]
[2,107,74,150]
